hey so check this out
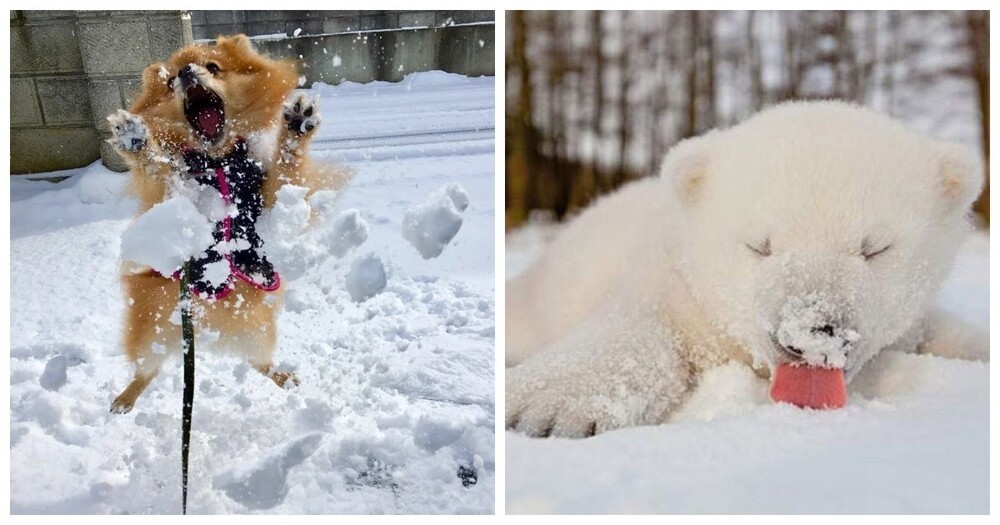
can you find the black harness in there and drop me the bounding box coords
[176,138,280,298]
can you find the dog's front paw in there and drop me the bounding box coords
[283,92,321,135]
[106,110,148,153]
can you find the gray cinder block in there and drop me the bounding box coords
[10,78,43,127]
[399,12,436,28]
[36,77,93,125]
[10,23,85,74]
[78,20,152,74]
[11,127,102,174]
[87,81,124,130]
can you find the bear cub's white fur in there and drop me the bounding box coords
[506,101,987,438]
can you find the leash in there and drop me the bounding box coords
[180,261,196,514]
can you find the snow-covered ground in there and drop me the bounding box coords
[505,220,989,514]
[10,71,495,514]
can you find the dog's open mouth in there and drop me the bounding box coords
[184,84,225,142]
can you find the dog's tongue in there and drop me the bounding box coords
[196,107,222,136]
[770,363,846,409]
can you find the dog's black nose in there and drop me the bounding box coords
[178,64,196,82]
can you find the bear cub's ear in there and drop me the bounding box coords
[935,142,984,215]
[660,134,714,204]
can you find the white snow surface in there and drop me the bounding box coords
[10,71,495,514]
[505,221,989,514]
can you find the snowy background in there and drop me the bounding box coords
[505,222,988,514]
[10,71,495,514]
[505,11,990,227]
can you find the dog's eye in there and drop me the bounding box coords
[861,240,891,261]
[745,238,771,257]
[167,76,176,91]
[205,62,221,74]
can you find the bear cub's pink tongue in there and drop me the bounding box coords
[770,363,846,409]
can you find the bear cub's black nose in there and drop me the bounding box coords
[812,324,836,337]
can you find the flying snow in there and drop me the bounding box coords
[402,183,469,259]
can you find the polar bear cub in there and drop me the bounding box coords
[506,101,987,438]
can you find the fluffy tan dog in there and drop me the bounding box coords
[107,34,348,414]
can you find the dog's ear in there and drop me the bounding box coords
[140,63,169,88]
[128,63,170,113]
[660,134,715,205]
[216,34,254,53]
[934,141,983,216]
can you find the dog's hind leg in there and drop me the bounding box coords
[111,361,163,414]
[247,317,299,389]
[252,363,299,389]
[111,340,173,414]
[214,285,299,389]
[112,271,181,414]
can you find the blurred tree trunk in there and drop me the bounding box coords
[966,11,989,225]
[591,11,606,193]
[747,11,764,110]
[703,11,717,130]
[616,12,632,183]
[506,11,535,228]
[683,11,699,137]
[546,11,572,220]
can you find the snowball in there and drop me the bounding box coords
[319,209,369,258]
[345,254,387,303]
[39,355,68,391]
[120,196,215,275]
[443,182,469,212]
[402,183,469,259]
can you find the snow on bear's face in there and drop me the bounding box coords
[667,103,982,380]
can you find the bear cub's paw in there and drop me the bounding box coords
[106,109,148,153]
[283,92,321,136]
[506,363,630,439]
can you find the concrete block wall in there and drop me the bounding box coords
[251,23,495,86]
[10,10,98,174]
[11,10,192,174]
[189,10,494,40]
[11,10,493,175]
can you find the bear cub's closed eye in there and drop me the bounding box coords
[745,238,771,257]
